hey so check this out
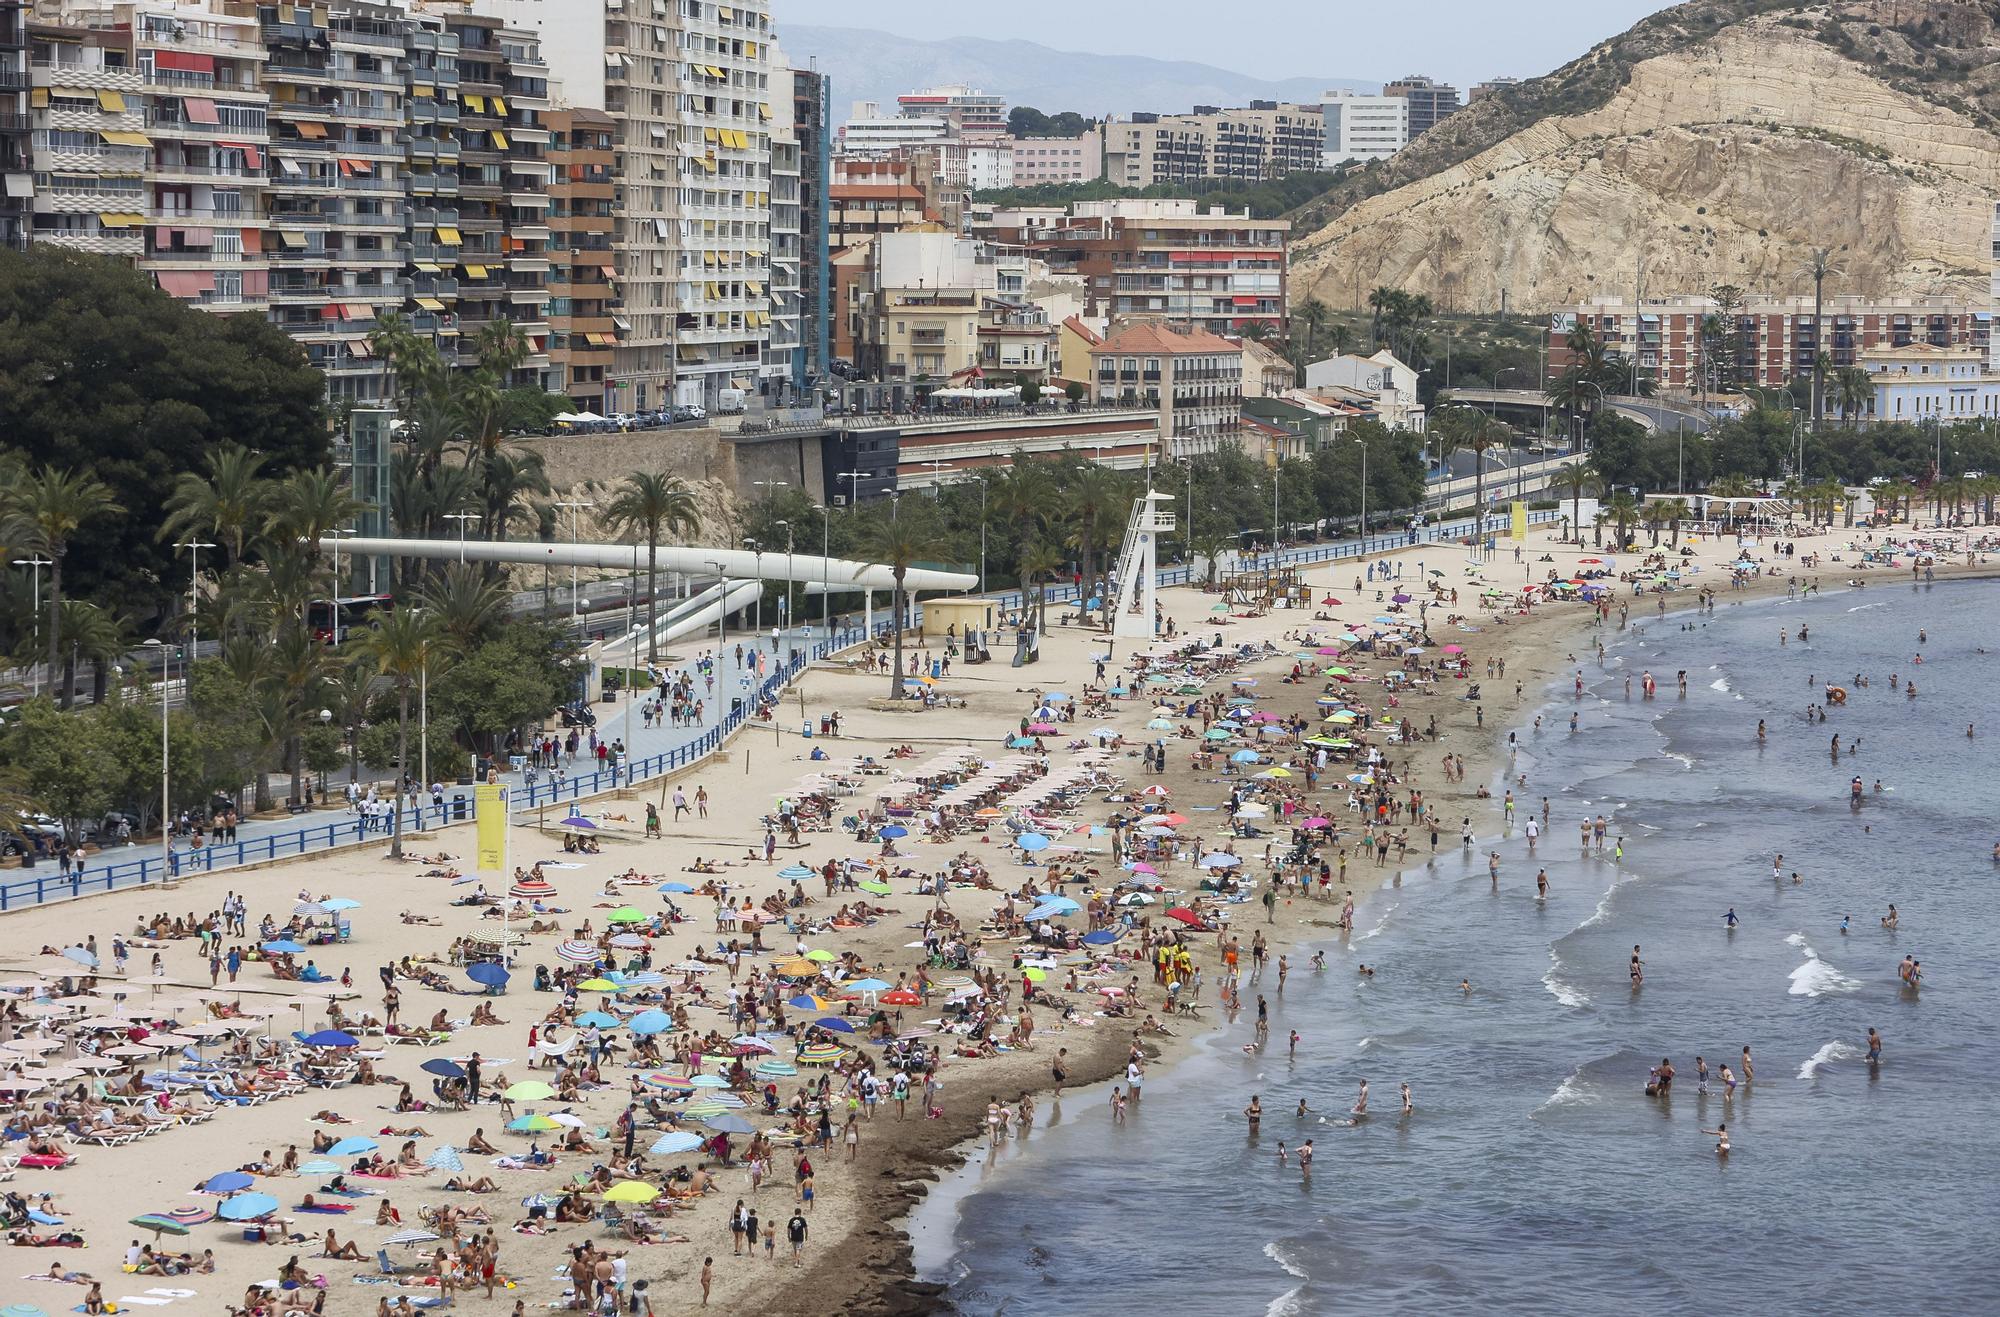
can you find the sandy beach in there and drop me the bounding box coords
[2,515,1992,1317]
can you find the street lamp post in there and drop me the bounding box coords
[11,556,51,696]
[554,500,594,630]
[318,708,333,801]
[142,639,170,881]
[978,479,988,596]
[1576,379,1606,454]
[839,470,866,511]
[175,541,215,663]
[743,538,764,637]
[443,512,477,563]
[706,559,728,648]
[819,503,831,640]
[772,520,795,645]
[1356,435,1369,544]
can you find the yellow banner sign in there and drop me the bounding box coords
[1510,501,1528,542]
[474,783,508,873]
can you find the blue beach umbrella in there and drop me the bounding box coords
[658,882,696,894]
[203,1171,254,1194]
[217,1193,281,1221]
[1082,929,1121,946]
[777,864,814,879]
[880,825,908,839]
[650,1131,704,1155]
[302,1029,358,1048]
[319,897,362,912]
[1200,853,1242,869]
[420,1059,466,1079]
[326,1136,378,1156]
[1016,833,1050,852]
[1033,896,1081,915]
[1230,750,1261,763]
[813,1017,857,1034]
[466,962,510,988]
[260,940,305,955]
[628,1010,672,1036]
[424,1145,464,1173]
[574,1011,621,1029]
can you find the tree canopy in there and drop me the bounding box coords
[0,247,328,608]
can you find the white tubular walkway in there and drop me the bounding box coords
[320,537,978,593]
[598,580,764,662]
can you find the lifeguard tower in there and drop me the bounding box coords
[1108,491,1175,640]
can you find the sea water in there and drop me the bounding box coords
[913,578,2000,1314]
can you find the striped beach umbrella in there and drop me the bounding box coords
[424,1145,464,1173]
[797,1042,847,1066]
[509,880,557,899]
[755,1059,797,1078]
[641,1073,695,1093]
[556,940,601,965]
[650,1131,704,1155]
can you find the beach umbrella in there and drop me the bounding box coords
[1199,853,1241,869]
[880,989,922,1006]
[297,1160,339,1176]
[1392,593,1411,604]
[776,960,820,979]
[796,1044,846,1067]
[1302,817,1332,829]
[658,882,696,894]
[203,1171,255,1194]
[1165,908,1204,926]
[704,1112,758,1133]
[803,949,836,964]
[1124,861,1158,875]
[1146,718,1175,730]
[619,971,666,987]
[1016,833,1050,852]
[320,898,362,912]
[1022,967,1048,983]
[651,1131,705,1155]
[1081,930,1121,947]
[880,825,909,839]
[1442,644,1464,654]
[327,1136,378,1156]
[165,1205,214,1227]
[559,815,597,830]
[60,946,98,968]
[217,1193,280,1221]
[504,1080,555,1101]
[302,1029,358,1048]
[383,1228,441,1247]
[1203,729,1232,741]
[556,940,601,965]
[690,1073,731,1089]
[1157,812,1188,825]
[1255,767,1292,779]
[603,1180,659,1204]
[424,1145,464,1173]
[574,1011,621,1029]
[731,1036,776,1055]
[1120,892,1155,906]
[545,1112,586,1129]
[1315,646,1343,656]
[628,1010,672,1036]
[420,1058,466,1079]
[845,978,892,993]
[1140,825,1176,837]
[507,1114,559,1132]
[787,993,832,1010]
[605,907,647,924]
[576,977,621,992]
[1007,736,1035,749]
[294,901,328,916]
[757,1059,799,1078]
[777,864,815,880]
[813,1017,857,1034]
[1230,750,1262,763]
[466,962,510,989]
[858,879,893,896]
[509,880,557,899]
[641,1073,695,1093]
[132,1208,190,1232]
[1139,785,1171,797]
[260,940,305,955]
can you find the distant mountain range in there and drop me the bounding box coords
[779,25,1370,123]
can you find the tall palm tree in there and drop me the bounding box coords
[1553,462,1596,542]
[1295,297,1331,358]
[1367,286,1395,350]
[861,516,925,699]
[1654,496,1691,547]
[1603,489,1640,550]
[160,442,268,566]
[1191,525,1233,587]
[1016,538,1064,636]
[602,472,701,663]
[1060,464,1123,629]
[1833,367,1873,425]
[351,608,449,859]
[1795,246,1843,425]
[53,599,127,710]
[2,465,123,685]
[266,466,365,547]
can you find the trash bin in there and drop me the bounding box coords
[452,793,468,822]
[801,721,813,739]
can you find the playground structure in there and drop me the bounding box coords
[1219,563,1310,611]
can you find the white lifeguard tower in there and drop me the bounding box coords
[1109,491,1175,640]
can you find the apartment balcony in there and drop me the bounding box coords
[36,229,143,256]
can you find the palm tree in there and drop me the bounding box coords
[1016,538,1065,635]
[1366,286,1396,350]
[1553,462,1596,542]
[1191,526,1233,588]
[266,466,365,547]
[2,465,123,686]
[861,515,925,699]
[1061,464,1124,629]
[1833,367,1873,425]
[602,472,701,663]
[160,442,268,566]
[420,563,514,649]
[1603,489,1640,550]
[1295,297,1331,359]
[53,599,127,709]
[1640,499,1673,547]
[1655,497,1691,547]
[1795,246,1844,425]
[351,608,449,858]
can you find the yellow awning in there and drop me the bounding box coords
[100,130,152,147]
[489,128,509,149]
[744,41,758,58]
[697,155,715,171]
[436,226,462,244]
[279,230,307,248]
[703,127,718,143]
[703,251,717,265]
[413,83,434,97]
[30,88,48,108]
[96,211,135,228]
[746,280,762,294]
[677,345,701,361]
[463,264,488,278]
[759,102,771,119]
[415,261,441,272]
[718,6,733,19]
[415,297,445,311]
[462,93,485,112]
[491,95,507,114]
[97,90,126,112]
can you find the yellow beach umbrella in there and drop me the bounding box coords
[603,1180,660,1204]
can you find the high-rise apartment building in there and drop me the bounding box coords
[1008,130,1099,186]
[1100,102,1321,188]
[546,105,617,410]
[485,0,775,410]
[24,13,150,262]
[895,83,1003,138]
[1320,89,1406,165]
[1381,75,1460,138]
[789,60,828,392]
[0,0,29,250]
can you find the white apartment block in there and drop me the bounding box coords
[966,139,1011,191]
[839,100,948,153]
[1321,89,1407,165]
[1008,131,1099,185]
[478,0,775,411]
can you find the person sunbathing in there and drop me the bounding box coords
[374,1200,401,1226]
[465,1128,499,1154]
[321,1228,363,1261]
[442,1175,499,1194]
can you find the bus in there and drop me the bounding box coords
[308,593,393,643]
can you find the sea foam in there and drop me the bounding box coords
[1785,934,1860,997]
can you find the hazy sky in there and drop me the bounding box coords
[782,0,1672,89]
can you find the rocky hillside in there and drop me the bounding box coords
[1290,0,2000,311]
